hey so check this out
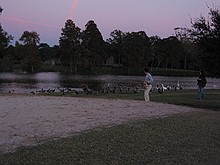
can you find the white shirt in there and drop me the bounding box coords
[144,73,153,84]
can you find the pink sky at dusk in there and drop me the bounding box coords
[0,0,219,46]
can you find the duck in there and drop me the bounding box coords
[175,80,183,90]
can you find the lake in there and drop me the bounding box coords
[0,72,219,94]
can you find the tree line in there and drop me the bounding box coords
[0,7,219,77]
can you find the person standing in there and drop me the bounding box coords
[144,67,153,102]
[197,71,207,99]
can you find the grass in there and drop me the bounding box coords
[151,89,220,111]
[1,89,220,164]
[43,89,220,111]
[1,112,220,165]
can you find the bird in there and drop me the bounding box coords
[50,89,56,93]
[73,90,79,94]
[132,87,139,93]
[8,89,15,93]
[158,88,163,94]
[161,84,167,91]
[154,85,163,94]
[82,86,92,95]
[175,81,183,90]
[37,88,46,93]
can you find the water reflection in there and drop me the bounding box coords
[34,72,60,82]
[0,72,219,94]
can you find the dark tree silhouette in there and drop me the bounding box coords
[59,19,81,72]
[189,7,220,77]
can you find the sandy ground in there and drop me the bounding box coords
[0,94,203,153]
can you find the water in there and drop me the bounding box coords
[0,72,219,94]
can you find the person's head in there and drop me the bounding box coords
[144,67,149,73]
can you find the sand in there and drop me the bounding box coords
[0,94,202,153]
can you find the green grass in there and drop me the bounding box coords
[43,89,220,111]
[1,89,220,164]
[151,89,220,111]
[1,112,220,165]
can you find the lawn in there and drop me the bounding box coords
[44,89,220,111]
[0,89,220,164]
[150,89,220,111]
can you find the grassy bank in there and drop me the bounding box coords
[44,89,220,111]
[151,89,220,111]
[1,89,220,164]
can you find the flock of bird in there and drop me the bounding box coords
[8,81,183,95]
[33,87,79,95]
[155,82,183,94]
[27,81,182,95]
[32,85,139,95]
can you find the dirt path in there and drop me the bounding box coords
[0,94,202,153]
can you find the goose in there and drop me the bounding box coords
[161,84,167,91]
[158,88,163,94]
[175,80,183,90]
[132,87,139,93]
[82,86,92,95]
[8,89,15,93]
[166,85,172,90]
[37,88,46,93]
[155,85,163,94]
[50,89,55,93]
[73,90,79,94]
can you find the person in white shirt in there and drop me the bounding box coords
[144,67,153,102]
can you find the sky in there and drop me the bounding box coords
[0,0,220,46]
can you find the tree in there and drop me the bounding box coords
[38,43,51,61]
[19,31,41,72]
[19,31,40,45]
[59,19,81,72]
[0,25,13,70]
[0,6,14,71]
[149,35,162,70]
[0,24,13,54]
[153,36,184,70]
[0,6,3,13]
[175,27,199,70]
[189,7,220,77]
[107,30,125,65]
[1,45,15,71]
[122,31,152,70]
[165,36,184,69]
[81,20,106,71]
[0,10,13,70]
